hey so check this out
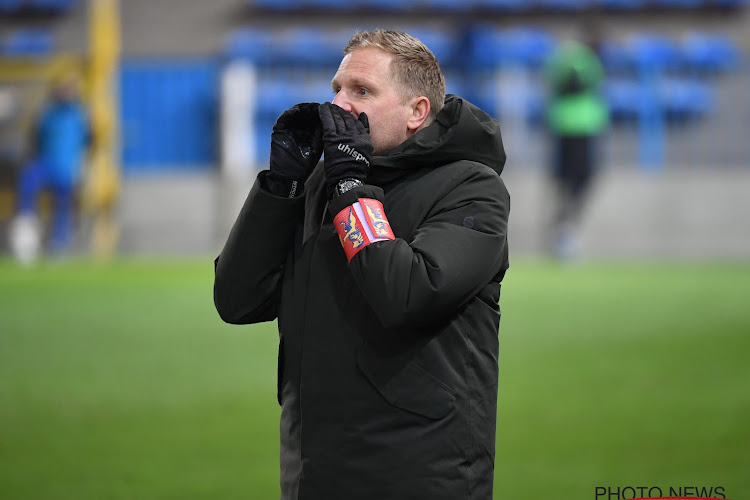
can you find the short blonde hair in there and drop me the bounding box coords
[344,29,446,121]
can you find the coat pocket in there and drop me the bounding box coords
[357,348,456,420]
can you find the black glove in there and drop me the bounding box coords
[267,103,323,197]
[318,102,373,196]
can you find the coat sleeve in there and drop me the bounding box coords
[213,171,305,325]
[328,165,510,329]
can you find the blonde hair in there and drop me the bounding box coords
[344,29,446,121]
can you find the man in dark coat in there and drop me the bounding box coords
[214,29,510,500]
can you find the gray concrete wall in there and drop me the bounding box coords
[116,167,750,259]
[503,166,750,259]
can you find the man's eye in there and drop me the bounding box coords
[358,88,368,95]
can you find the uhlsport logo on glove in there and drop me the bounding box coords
[337,143,370,167]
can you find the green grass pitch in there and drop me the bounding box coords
[1,258,749,499]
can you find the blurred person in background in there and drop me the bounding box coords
[543,31,609,262]
[214,29,509,500]
[9,74,91,264]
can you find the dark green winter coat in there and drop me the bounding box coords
[214,95,510,500]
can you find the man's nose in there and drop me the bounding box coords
[332,93,353,113]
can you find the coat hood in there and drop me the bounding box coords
[370,94,506,178]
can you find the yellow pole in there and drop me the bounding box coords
[85,0,120,258]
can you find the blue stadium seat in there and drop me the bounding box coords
[715,0,749,5]
[468,26,556,70]
[255,73,332,118]
[651,0,704,7]
[255,79,297,118]
[681,33,741,74]
[358,0,414,10]
[275,27,349,66]
[443,72,467,98]
[399,27,458,67]
[538,0,593,10]
[467,27,506,69]
[600,40,633,73]
[0,0,23,12]
[29,0,78,11]
[224,28,277,64]
[304,0,358,9]
[596,0,647,8]
[604,76,712,124]
[472,76,501,117]
[613,34,683,72]
[251,0,300,10]
[225,28,350,67]
[224,28,350,66]
[3,29,55,57]
[603,78,656,121]
[602,35,683,73]
[505,84,543,123]
[421,0,474,11]
[471,75,544,123]
[475,0,528,10]
[513,28,557,68]
[658,78,715,120]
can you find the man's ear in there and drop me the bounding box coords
[407,96,431,132]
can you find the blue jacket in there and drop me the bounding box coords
[36,101,90,185]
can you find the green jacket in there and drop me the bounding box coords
[214,95,510,500]
[545,41,610,136]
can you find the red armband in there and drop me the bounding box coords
[333,198,395,262]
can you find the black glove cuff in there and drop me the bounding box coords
[264,171,305,198]
[327,184,384,218]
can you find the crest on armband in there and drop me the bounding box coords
[337,207,365,249]
[363,200,392,238]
